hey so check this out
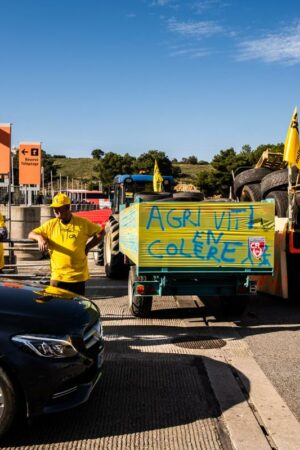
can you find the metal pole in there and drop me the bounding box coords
[59,172,62,192]
[288,165,293,229]
[50,171,54,198]
[66,176,69,194]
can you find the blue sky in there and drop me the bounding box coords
[1,0,300,162]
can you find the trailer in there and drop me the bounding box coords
[119,199,275,317]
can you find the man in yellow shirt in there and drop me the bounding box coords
[29,193,104,295]
[0,213,8,273]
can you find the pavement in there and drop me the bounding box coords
[2,258,300,449]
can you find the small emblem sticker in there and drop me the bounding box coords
[249,237,266,259]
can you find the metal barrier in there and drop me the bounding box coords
[2,239,102,266]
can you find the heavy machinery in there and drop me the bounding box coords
[99,172,276,318]
[233,149,300,302]
[103,174,177,279]
[233,149,298,217]
[120,198,274,317]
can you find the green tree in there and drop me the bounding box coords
[188,155,198,164]
[134,150,175,176]
[43,151,58,184]
[95,152,136,187]
[195,169,218,197]
[196,148,241,197]
[91,148,105,160]
[251,143,284,165]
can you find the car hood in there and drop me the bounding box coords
[0,279,99,333]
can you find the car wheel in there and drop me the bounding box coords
[0,367,17,438]
[128,266,152,317]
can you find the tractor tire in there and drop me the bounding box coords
[156,191,205,202]
[239,183,262,202]
[173,191,205,201]
[93,241,104,266]
[104,218,128,279]
[261,168,298,198]
[136,192,172,201]
[128,266,152,317]
[233,168,271,197]
[265,190,288,217]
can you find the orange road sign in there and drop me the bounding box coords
[19,142,42,185]
[0,124,11,174]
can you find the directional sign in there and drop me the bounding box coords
[19,142,42,185]
[0,124,11,174]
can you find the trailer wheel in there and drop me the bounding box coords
[128,266,152,317]
[93,241,104,266]
[239,183,261,202]
[233,168,271,197]
[265,191,288,217]
[104,218,128,279]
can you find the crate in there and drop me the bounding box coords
[255,150,286,170]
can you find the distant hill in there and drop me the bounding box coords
[53,157,98,181]
[53,157,212,185]
[174,163,212,184]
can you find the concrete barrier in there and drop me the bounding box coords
[11,206,41,260]
[40,205,54,225]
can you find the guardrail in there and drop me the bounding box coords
[2,239,102,270]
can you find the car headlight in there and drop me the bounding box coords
[12,335,78,358]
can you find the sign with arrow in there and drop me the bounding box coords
[19,142,42,185]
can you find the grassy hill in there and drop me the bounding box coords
[53,158,98,180]
[53,158,212,186]
[174,163,211,184]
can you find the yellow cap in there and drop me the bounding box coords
[50,193,71,208]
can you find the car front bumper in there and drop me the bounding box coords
[5,339,104,417]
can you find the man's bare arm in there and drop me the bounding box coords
[85,229,104,255]
[28,231,49,253]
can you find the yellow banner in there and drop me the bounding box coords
[283,107,300,168]
[120,202,275,270]
[153,159,163,192]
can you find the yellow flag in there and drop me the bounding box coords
[283,107,300,168]
[153,159,163,192]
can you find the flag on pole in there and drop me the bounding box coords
[153,159,163,192]
[283,107,300,168]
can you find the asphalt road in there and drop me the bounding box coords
[2,260,300,449]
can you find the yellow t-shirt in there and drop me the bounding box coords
[0,213,5,269]
[32,215,102,282]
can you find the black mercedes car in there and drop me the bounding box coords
[0,279,104,438]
